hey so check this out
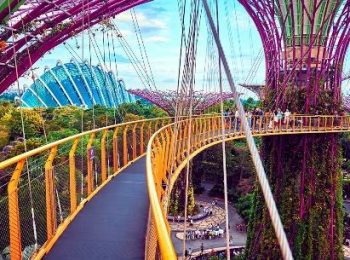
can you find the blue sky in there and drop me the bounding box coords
[14,0,350,98]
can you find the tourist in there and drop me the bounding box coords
[234,110,240,131]
[295,112,303,127]
[273,111,279,129]
[284,108,291,127]
[346,238,350,246]
[219,228,224,237]
[277,108,283,127]
[334,110,340,127]
[200,242,204,255]
[247,110,252,128]
[254,108,263,129]
[224,109,230,127]
[266,110,272,129]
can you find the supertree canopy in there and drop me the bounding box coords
[127,89,236,115]
[239,1,350,259]
[239,0,350,112]
[0,0,150,94]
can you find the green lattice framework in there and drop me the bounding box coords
[278,0,342,46]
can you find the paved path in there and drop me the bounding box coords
[45,157,148,260]
[171,182,247,254]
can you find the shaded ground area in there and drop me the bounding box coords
[45,157,148,260]
[344,200,350,259]
[171,182,247,254]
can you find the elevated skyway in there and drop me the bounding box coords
[0,115,349,259]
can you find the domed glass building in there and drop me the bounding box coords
[21,60,136,108]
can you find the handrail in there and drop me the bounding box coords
[0,117,165,170]
[1,113,348,259]
[0,116,171,260]
[145,114,350,259]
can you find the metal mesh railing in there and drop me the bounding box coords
[145,114,350,259]
[0,117,167,260]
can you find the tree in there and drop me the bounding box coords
[3,109,44,139]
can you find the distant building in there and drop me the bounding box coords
[21,60,136,108]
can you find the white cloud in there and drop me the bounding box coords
[116,11,167,31]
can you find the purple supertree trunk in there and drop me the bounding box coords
[239,1,349,258]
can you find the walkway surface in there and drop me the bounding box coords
[46,157,148,260]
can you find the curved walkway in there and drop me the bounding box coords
[46,157,148,260]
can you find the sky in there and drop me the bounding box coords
[13,0,350,98]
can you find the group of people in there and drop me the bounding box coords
[185,224,225,241]
[224,107,294,130]
[235,223,246,232]
[184,246,245,259]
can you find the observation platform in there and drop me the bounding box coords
[46,157,148,260]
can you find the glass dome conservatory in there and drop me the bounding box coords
[21,60,136,108]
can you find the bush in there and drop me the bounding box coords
[235,192,254,223]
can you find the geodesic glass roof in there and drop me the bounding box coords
[21,60,136,108]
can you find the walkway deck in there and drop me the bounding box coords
[46,157,148,260]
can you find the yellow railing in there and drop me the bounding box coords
[145,114,350,259]
[1,113,349,259]
[0,117,171,260]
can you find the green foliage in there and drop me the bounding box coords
[3,108,44,139]
[243,97,261,110]
[192,141,255,202]
[47,106,82,131]
[204,98,262,114]
[203,100,235,114]
[1,138,44,161]
[0,102,165,156]
[0,128,9,148]
[246,134,343,259]
[47,129,79,142]
[118,101,167,119]
[235,193,254,223]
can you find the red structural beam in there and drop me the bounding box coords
[0,0,151,94]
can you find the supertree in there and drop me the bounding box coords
[238,1,350,259]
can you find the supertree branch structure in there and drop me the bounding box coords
[0,0,150,94]
[239,0,350,111]
[344,96,350,111]
[128,89,236,115]
[238,1,350,259]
